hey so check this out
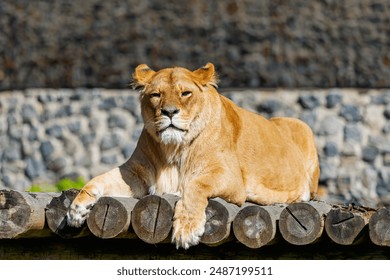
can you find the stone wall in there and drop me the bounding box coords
[1,0,390,89]
[1,88,390,207]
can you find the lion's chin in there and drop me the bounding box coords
[159,127,186,145]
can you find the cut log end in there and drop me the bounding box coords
[233,205,275,249]
[0,190,31,238]
[325,208,366,245]
[45,189,86,238]
[131,195,176,244]
[369,207,390,246]
[87,196,137,239]
[279,202,325,245]
[201,199,230,245]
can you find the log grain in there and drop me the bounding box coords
[46,189,90,238]
[0,190,58,238]
[131,194,179,244]
[369,207,390,246]
[325,206,374,245]
[233,203,285,248]
[200,198,241,246]
[87,196,138,239]
[279,201,332,245]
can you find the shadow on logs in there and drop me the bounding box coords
[279,201,332,245]
[87,196,138,239]
[369,208,390,247]
[201,198,240,246]
[0,190,58,238]
[131,194,179,244]
[233,203,285,249]
[46,189,90,238]
[325,206,374,245]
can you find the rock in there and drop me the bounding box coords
[56,105,72,118]
[99,97,117,110]
[341,142,361,157]
[40,141,55,161]
[25,157,46,179]
[8,126,23,140]
[123,95,141,114]
[257,100,283,115]
[362,146,379,163]
[100,153,118,165]
[7,114,18,126]
[318,115,344,136]
[132,125,143,140]
[47,157,67,172]
[377,168,390,195]
[340,105,362,122]
[68,120,82,133]
[368,135,390,153]
[371,92,390,105]
[319,160,338,183]
[299,110,316,130]
[1,173,15,188]
[3,144,22,161]
[323,141,338,157]
[298,95,320,109]
[46,124,64,138]
[383,122,390,134]
[100,133,121,150]
[21,104,37,123]
[122,143,136,158]
[108,113,128,129]
[81,133,96,145]
[326,92,342,108]
[28,125,40,141]
[384,105,390,119]
[344,124,362,142]
[81,105,92,116]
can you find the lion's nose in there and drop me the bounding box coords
[161,107,180,118]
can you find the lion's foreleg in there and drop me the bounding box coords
[67,167,134,227]
[171,181,214,249]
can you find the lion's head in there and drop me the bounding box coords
[132,63,219,145]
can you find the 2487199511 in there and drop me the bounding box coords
[209,266,273,276]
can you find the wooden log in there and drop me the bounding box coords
[325,206,374,245]
[200,198,241,246]
[87,196,138,239]
[279,201,332,245]
[233,203,285,249]
[369,207,390,246]
[0,190,58,238]
[46,189,90,238]
[131,194,179,244]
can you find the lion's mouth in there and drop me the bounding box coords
[158,124,187,133]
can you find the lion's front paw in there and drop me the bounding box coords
[172,202,206,249]
[67,203,92,227]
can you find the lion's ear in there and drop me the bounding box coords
[193,63,219,88]
[132,64,156,89]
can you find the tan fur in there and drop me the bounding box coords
[67,63,320,249]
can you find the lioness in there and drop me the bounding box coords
[67,63,319,249]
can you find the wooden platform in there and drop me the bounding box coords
[1,189,389,259]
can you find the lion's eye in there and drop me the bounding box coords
[181,91,192,97]
[150,92,161,98]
